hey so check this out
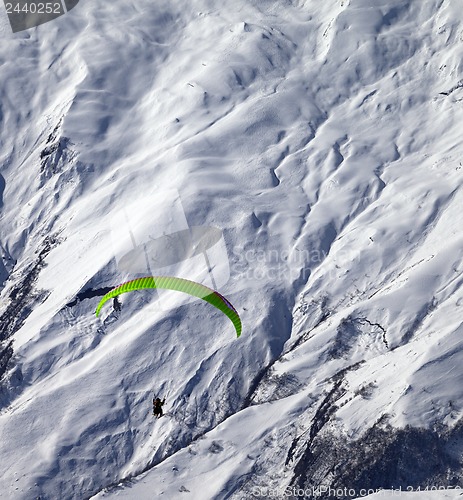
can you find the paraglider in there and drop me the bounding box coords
[153,397,166,418]
[95,276,242,337]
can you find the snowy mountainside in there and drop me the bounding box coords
[0,0,463,498]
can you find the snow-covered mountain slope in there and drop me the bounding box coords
[1,0,463,498]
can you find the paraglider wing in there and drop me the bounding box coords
[95,276,242,337]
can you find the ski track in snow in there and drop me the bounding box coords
[0,0,463,498]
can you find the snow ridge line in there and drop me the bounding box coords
[0,234,60,389]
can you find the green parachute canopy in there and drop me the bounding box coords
[95,276,241,337]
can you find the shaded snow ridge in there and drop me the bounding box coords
[1,0,463,499]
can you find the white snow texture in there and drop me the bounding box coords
[1,0,463,499]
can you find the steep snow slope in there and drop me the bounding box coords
[0,0,462,498]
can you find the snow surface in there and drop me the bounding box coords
[1,0,463,498]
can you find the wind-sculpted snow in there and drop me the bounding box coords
[0,0,463,498]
